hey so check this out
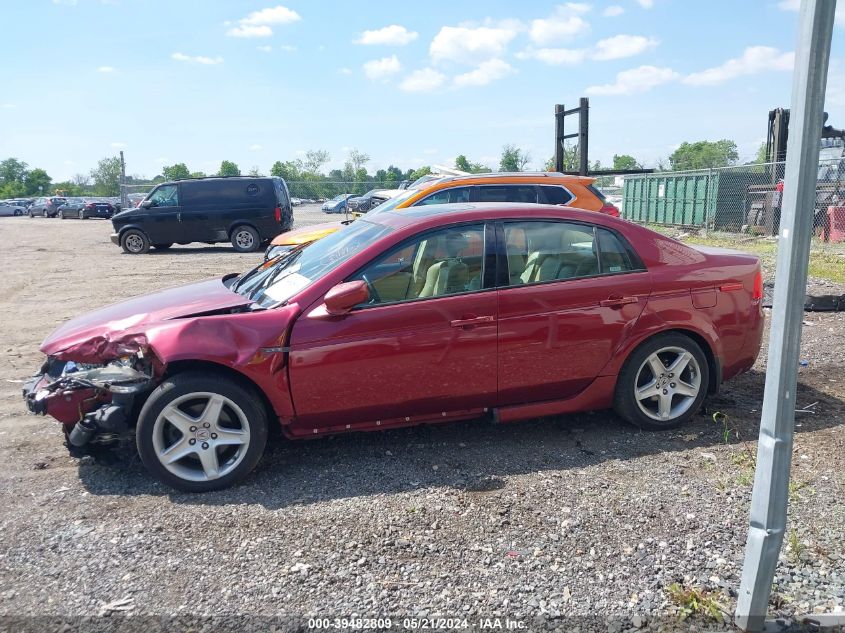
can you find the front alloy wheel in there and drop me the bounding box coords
[136,373,268,491]
[614,333,709,430]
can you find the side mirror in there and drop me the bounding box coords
[324,280,369,316]
[140,200,153,209]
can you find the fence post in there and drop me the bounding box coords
[734,0,835,629]
[119,150,127,210]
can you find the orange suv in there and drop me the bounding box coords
[265,172,618,259]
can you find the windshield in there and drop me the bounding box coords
[331,194,348,201]
[366,188,417,216]
[234,219,392,308]
[67,198,85,204]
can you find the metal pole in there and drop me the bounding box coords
[578,97,589,176]
[554,104,565,173]
[119,150,127,209]
[734,1,835,630]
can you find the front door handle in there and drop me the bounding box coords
[450,315,496,328]
[600,295,638,308]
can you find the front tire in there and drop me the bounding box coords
[136,372,268,492]
[613,333,709,431]
[231,225,260,253]
[121,229,150,254]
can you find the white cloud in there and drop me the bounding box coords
[637,0,654,8]
[257,45,272,53]
[430,25,518,64]
[250,144,263,151]
[603,5,624,17]
[454,58,514,87]
[0,103,15,109]
[337,67,353,75]
[172,52,223,65]
[400,68,447,92]
[518,34,657,65]
[517,47,587,65]
[110,142,126,148]
[280,44,297,52]
[240,5,300,26]
[586,65,679,95]
[227,25,273,38]
[684,46,793,86]
[529,4,590,45]
[227,5,300,38]
[363,55,402,82]
[97,66,116,73]
[593,35,658,60]
[355,25,418,46]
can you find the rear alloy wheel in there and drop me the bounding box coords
[43,209,49,218]
[136,372,268,492]
[614,333,709,430]
[121,229,150,254]
[231,225,260,253]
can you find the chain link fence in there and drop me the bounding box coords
[622,159,845,242]
[285,180,397,200]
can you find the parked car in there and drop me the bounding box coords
[0,200,26,216]
[291,197,303,206]
[266,172,621,258]
[110,176,293,254]
[347,188,403,214]
[24,203,764,491]
[264,220,353,260]
[321,193,353,214]
[126,193,147,208]
[57,197,116,219]
[28,196,67,218]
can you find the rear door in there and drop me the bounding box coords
[496,219,651,405]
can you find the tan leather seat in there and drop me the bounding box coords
[519,231,563,283]
[418,232,470,298]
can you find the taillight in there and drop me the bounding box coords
[274,206,282,222]
[599,203,620,217]
[752,269,763,300]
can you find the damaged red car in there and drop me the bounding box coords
[23,203,765,492]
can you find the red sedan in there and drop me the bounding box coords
[23,204,764,491]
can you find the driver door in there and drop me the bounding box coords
[142,184,184,244]
[287,222,498,431]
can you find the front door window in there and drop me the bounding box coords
[149,185,178,208]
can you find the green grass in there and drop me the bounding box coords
[666,583,726,623]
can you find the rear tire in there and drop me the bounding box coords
[231,225,260,253]
[613,333,709,431]
[43,209,48,218]
[121,229,150,254]
[58,209,65,219]
[136,372,268,492]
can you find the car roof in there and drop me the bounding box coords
[425,172,595,187]
[366,202,622,232]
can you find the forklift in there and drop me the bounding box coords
[745,108,845,238]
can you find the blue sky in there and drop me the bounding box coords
[1,0,843,181]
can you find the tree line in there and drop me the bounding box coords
[0,139,752,200]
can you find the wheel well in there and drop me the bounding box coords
[229,222,260,238]
[163,359,280,431]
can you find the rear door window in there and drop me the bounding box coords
[476,185,540,203]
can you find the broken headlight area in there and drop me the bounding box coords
[23,352,156,449]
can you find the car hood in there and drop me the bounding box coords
[41,278,251,359]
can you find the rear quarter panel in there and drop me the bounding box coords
[598,229,763,384]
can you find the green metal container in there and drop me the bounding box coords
[623,172,715,227]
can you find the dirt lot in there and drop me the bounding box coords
[0,209,843,631]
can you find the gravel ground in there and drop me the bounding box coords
[0,208,843,632]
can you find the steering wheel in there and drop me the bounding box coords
[361,273,381,304]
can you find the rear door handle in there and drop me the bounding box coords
[450,315,496,328]
[600,295,638,308]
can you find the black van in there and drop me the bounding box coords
[110,176,293,254]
